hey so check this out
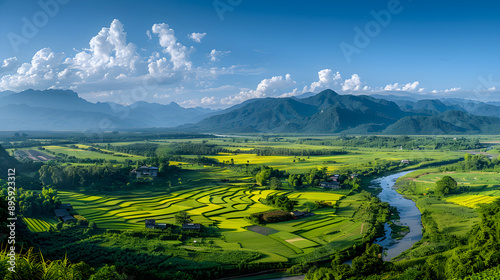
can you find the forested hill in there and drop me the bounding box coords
[186,90,500,134]
[0,145,18,179]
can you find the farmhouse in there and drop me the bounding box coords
[54,209,70,217]
[54,209,75,222]
[61,216,76,222]
[329,175,340,182]
[131,165,159,178]
[182,223,201,231]
[320,181,340,189]
[401,160,410,164]
[145,219,170,230]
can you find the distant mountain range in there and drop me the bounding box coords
[185,90,500,134]
[1,88,500,134]
[0,89,216,130]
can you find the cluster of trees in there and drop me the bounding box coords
[251,166,287,187]
[1,139,74,149]
[248,210,293,224]
[306,244,384,280]
[38,164,130,190]
[107,143,160,157]
[157,143,229,156]
[264,194,298,212]
[440,154,500,172]
[248,147,346,156]
[443,199,500,278]
[287,167,337,190]
[295,136,482,150]
[0,180,60,216]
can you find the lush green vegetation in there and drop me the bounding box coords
[2,134,500,279]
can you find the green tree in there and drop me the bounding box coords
[269,177,282,190]
[175,210,191,224]
[435,176,457,196]
[255,167,271,186]
[351,244,383,276]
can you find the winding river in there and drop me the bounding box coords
[374,170,423,261]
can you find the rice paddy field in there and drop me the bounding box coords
[23,217,59,232]
[57,185,364,261]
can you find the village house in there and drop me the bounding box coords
[145,219,156,229]
[320,181,341,189]
[54,208,75,222]
[329,175,340,182]
[145,219,171,230]
[131,165,159,179]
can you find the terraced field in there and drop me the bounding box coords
[58,186,357,261]
[24,217,59,232]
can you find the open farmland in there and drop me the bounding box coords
[14,149,55,161]
[23,217,59,232]
[42,145,147,162]
[57,185,364,261]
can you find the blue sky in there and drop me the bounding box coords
[0,0,499,108]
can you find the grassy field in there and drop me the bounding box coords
[42,145,147,162]
[398,169,500,239]
[205,149,462,174]
[23,217,59,232]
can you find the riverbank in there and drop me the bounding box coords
[373,170,423,261]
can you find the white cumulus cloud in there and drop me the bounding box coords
[0,48,64,90]
[209,49,230,62]
[151,23,192,71]
[221,74,296,105]
[0,57,20,74]
[189,32,207,43]
[342,74,363,91]
[384,81,421,92]
[304,69,341,92]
